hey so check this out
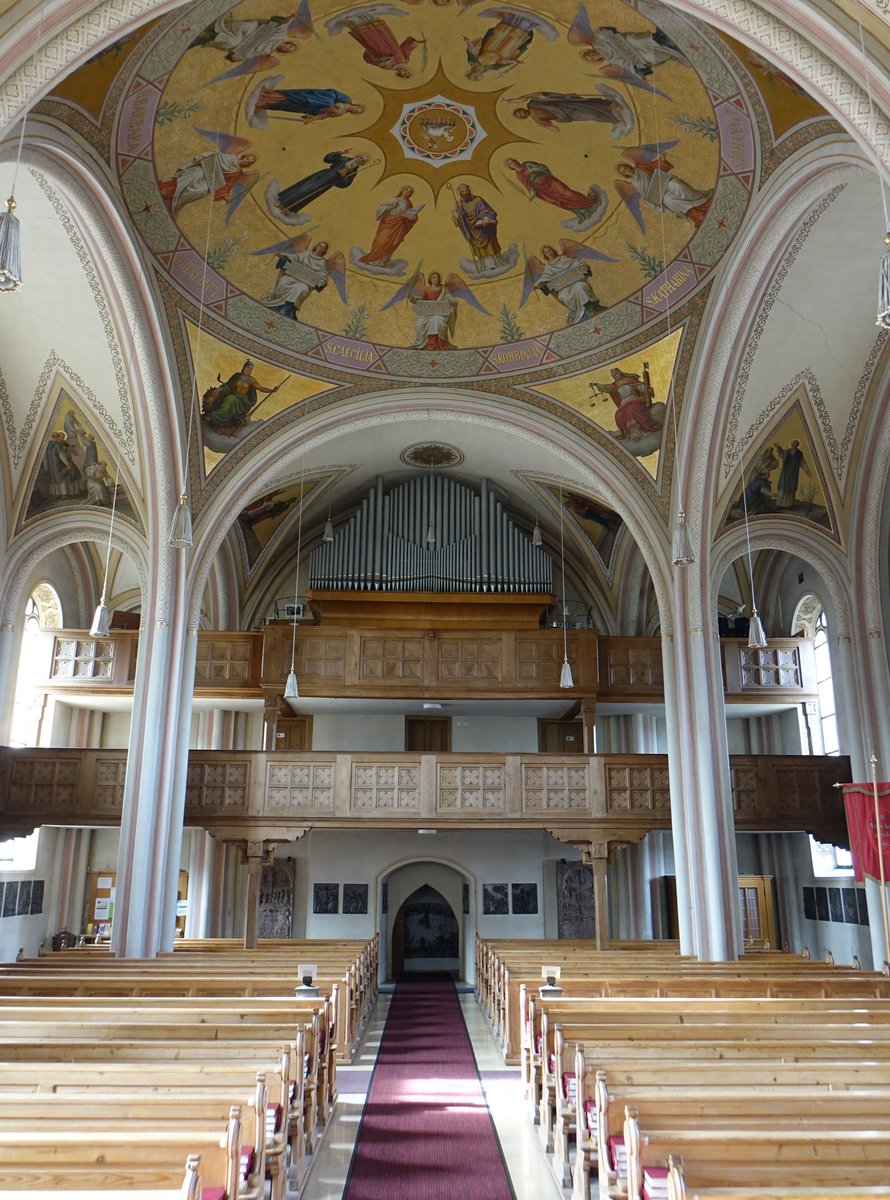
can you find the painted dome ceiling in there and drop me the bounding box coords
[20,0,876,625]
[50,0,832,436]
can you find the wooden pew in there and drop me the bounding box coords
[0,1112,240,1196]
[573,1052,890,1200]
[663,1154,890,1200]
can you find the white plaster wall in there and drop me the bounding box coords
[311,714,405,751]
[275,827,581,979]
[736,832,872,965]
[0,827,59,962]
[100,711,131,748]
[451,717,537,752]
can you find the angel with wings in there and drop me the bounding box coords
[383,268,488,350]
[158,129,260,221]
[520,241,614,325]
[615,143,712,231]
[254,235,347,320]
[194,0,315,87]
[568,3,687,97]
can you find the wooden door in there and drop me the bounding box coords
[738,875,777,949]
[275,716,312,751]
[405,716,451,752]
[538,719,584,753]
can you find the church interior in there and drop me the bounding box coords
[1,0,890,1194]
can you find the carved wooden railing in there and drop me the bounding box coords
[38,629,817,705]
[0,748,850,849]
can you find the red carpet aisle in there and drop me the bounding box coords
[343,976,516,1200]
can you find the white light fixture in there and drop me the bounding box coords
[0,1,45,293]
[739,458,767,649]
[284,460,306,702]
[532,519,543,547]
[558,487,574,689]
[89,461,120,638]
[323,513,334,543]
[422,702,442,710]
[0,198,22,293]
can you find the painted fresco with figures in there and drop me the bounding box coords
[39,0,838,493]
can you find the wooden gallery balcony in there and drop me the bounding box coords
[37,625,819,708]
[0,747,850,851]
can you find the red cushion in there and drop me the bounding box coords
[547,1053,555,1073]
[240,1146,255,1179]
[267,1101,283,1133]
[534,1033,542,1054]
[561,1072,577,1103]
[201,1190,226,1200]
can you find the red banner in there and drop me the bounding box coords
[842,785,890,883]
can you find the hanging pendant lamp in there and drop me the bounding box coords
[89,462,120,638]
[739,459,767,649]
[558,487,574,688]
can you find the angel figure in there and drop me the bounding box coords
[568,3,687,97]
[158,128,260,221]
[383,268,489,350]
[520,241,614,324]
[195,0,315,87]
[324,5,422,77]
[254,235,347,319]
[615,143,712,230]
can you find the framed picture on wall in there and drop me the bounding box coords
[2,884,17,918]
[841,887,859,923]
[802,886,816,921]
[511,883,538,914]
[29,880,44,915]
[828,888,844,923]
[483,883,508,915]
[313,882,339,914]
[857,889,870,925]
[343,884,368,914]
[814,887,829,922]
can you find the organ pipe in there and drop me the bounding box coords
[309,474,552,593]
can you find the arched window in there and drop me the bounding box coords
[9,588,60,749]
[808,608,852,874]
[813,610,838,756]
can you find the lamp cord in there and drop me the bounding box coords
[180,174,217,503]
[559,486,569,660]
[8,0,46,201]
[648,56,683,512]
[289,456,306,674]
[99,459,120,605]
[854,0,890,233]
[739,458,759,613]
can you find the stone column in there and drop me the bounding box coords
[112,555,197,959]
[663,573,743,961]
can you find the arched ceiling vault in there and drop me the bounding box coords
[0,0,887,640]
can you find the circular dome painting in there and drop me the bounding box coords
[119,0,755,378]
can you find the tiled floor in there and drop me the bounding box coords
[300,986,567,1200]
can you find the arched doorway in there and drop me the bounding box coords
[380,859,474,982]
[391,885,460,978]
